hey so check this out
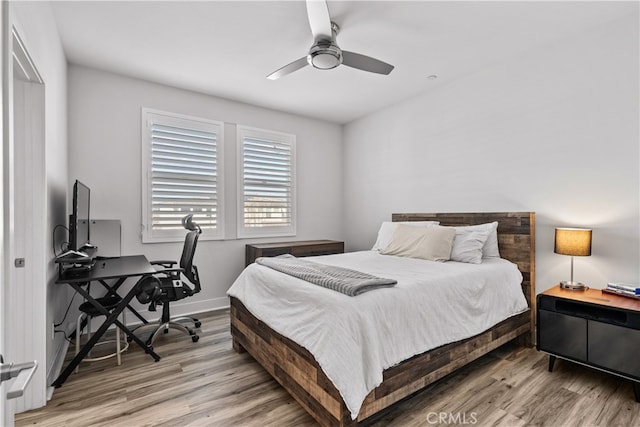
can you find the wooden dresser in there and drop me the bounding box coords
[245,240,344,267]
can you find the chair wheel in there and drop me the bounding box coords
[195,321,201,328]
[192,335,199,342]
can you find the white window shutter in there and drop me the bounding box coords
[237,126,296,238]
[142,109,224,242]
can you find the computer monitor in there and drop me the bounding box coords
[69,180,91,252]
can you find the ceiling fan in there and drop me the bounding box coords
[267,0,394,80]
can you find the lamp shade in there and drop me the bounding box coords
[554,228,592,256]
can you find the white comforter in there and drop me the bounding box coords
[227,251,528,419]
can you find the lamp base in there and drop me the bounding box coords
[560,281,588,291]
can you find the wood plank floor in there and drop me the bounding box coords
[16,310,640,426]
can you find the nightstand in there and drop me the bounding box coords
[537,285,640,401]
[245,240,344,267]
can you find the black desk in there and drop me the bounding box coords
[52,255,160,387]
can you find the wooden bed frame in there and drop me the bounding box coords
[230,212,535,426]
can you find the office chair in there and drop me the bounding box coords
[135,214,202,344]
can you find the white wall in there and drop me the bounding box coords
[8,0,68,411]
[343,14,639,293]
[68,65,343,315]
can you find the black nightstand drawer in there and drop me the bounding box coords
[589,321,640,379]
[538,309,587,361]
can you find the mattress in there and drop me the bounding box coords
[227,250,528,419]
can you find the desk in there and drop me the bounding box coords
[52,255,160,387]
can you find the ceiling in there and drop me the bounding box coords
[50,1,634,124]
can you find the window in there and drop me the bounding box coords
[237,126,296,238]
[141,108,224,242]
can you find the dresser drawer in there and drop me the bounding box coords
[290,242,344,258]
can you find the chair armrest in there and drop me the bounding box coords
[150,260,177,268]
[156,267,184,274]
[152,266,185,280]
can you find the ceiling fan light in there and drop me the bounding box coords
[307,41,342,70]
[308,51,340,69]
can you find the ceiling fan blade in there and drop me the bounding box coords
[342,51,394,75]
[306,0,333,41]
[267,57,309,80]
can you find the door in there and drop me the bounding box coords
[1,2,8,423]
[2,12,46,425]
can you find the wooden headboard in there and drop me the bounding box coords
[392,212,536,339]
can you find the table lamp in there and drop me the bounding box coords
[554,227,592,290]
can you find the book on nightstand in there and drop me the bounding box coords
[604,282,640,299]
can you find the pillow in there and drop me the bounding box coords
[450,230,490,264]
[381,224,456,262]
[372,221,440,251]
[455,221,500,258]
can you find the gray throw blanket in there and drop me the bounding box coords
[256,254,397,296]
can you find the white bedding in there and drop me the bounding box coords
[227,251,528,420]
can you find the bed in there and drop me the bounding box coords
[229,212,535,426]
